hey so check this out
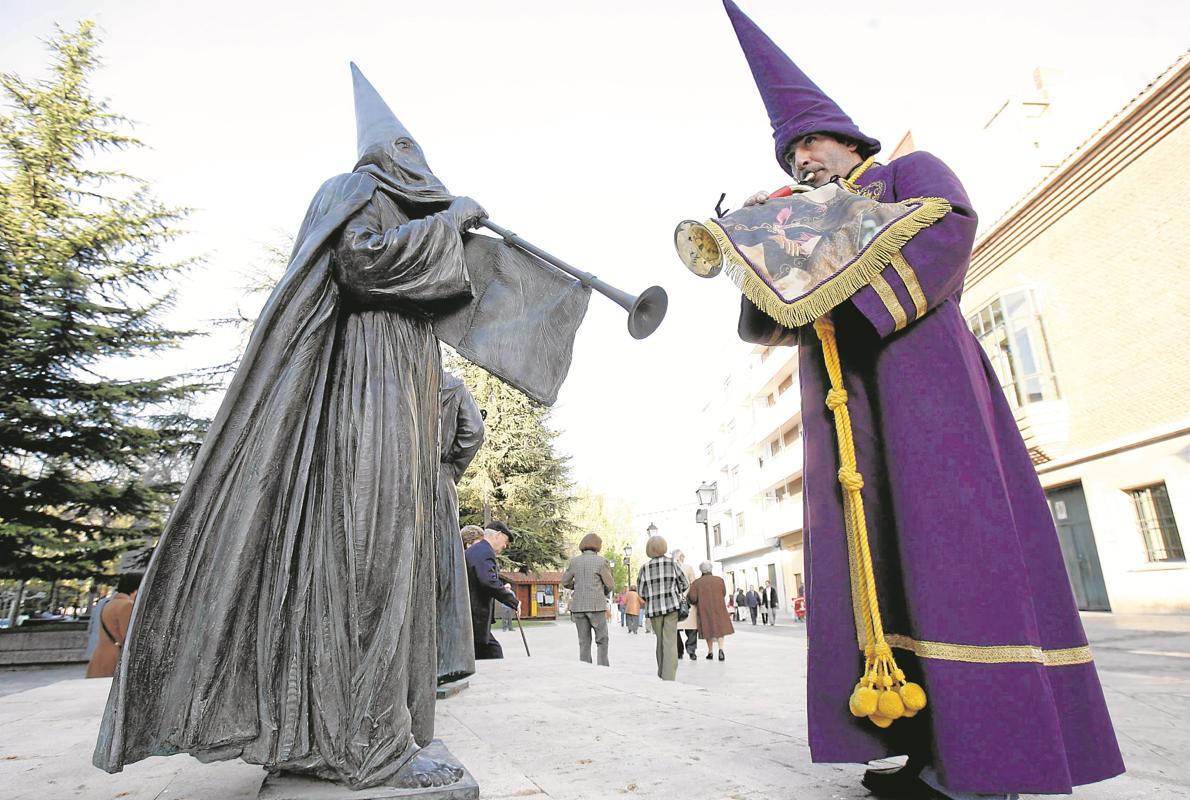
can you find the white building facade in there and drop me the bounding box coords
[700,342,806,620]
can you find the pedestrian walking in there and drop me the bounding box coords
[673,550,699,660]
[635,534,688,681]
[561,533,615,667]
[616,590,626,627]
[763,581,779,625]
[734,587,746,622]
[745,585,760,625]
[85,573,141,679]
[624,585,644,634]
[687,562,734,661]
[467,522,520,660]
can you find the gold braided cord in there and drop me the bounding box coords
[890,253,928,320]
[885,634,1094,667]
[707,196,951,330]
[815,317,927,728]
[840,156,877,191]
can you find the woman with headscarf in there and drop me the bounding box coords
[687,562,734,661]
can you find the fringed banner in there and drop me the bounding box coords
[690,184,949,328]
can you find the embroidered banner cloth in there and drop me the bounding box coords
[678,183,949,328]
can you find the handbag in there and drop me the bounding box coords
[677,595,690,622]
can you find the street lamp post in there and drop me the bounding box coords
[624,543,633,590]
[695,481,718,562]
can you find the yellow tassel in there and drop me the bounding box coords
[899,682,928,711]
[815,318,930,730]
[850,685,879,717]
[877,689,905,719]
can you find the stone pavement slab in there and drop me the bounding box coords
[1,615,1188,799]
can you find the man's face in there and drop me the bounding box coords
[786,133,862,187]
[490,532,509,554]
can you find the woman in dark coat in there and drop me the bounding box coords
[686,562,734,661]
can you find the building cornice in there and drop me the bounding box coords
[1036,417,1190,476]
[967,50,1190,289]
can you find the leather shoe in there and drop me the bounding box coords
[718,650,725,661]
[861,764,940,798]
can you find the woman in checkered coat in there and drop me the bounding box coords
[635,534,689,681]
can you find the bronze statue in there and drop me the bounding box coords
[93,65,532,793]
[92,54,666,794]
[435,371,484,687]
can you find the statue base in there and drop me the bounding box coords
[436,678,470,699]
[258,740,479,800]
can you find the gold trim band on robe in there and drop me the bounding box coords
[885,633,1094,667]
[868,274,908,331]
[890,252,928,320]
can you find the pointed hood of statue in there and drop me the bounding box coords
[722,0,879,175]
[351,62,454,205]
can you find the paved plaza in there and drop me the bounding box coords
[1,613,1188,799]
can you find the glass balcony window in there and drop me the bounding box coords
[967,289,1060,409]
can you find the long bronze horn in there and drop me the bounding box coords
[479,219,668,340]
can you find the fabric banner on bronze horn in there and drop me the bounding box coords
[433,233,591,406]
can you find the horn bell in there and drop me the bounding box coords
[675,220,723,278]
[626,285,668,340]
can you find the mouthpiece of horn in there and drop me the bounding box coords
[803,170,816,183]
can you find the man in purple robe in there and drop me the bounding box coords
[722,2,1125,798]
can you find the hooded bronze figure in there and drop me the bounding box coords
[92,64,508,793]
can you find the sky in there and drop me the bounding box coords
[3,0,1188,539]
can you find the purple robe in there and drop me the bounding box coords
[740,152,1124,794]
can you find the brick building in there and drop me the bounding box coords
[961,53,1190,613]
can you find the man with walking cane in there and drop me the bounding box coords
[466,521,521,660]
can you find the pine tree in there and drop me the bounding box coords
[0,22,208,581]
[449,355,575,573]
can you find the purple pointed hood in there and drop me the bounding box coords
[723,0,879,175]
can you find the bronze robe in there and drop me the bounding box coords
[94,171,472,789]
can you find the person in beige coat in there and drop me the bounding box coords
[672,550,699,660]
